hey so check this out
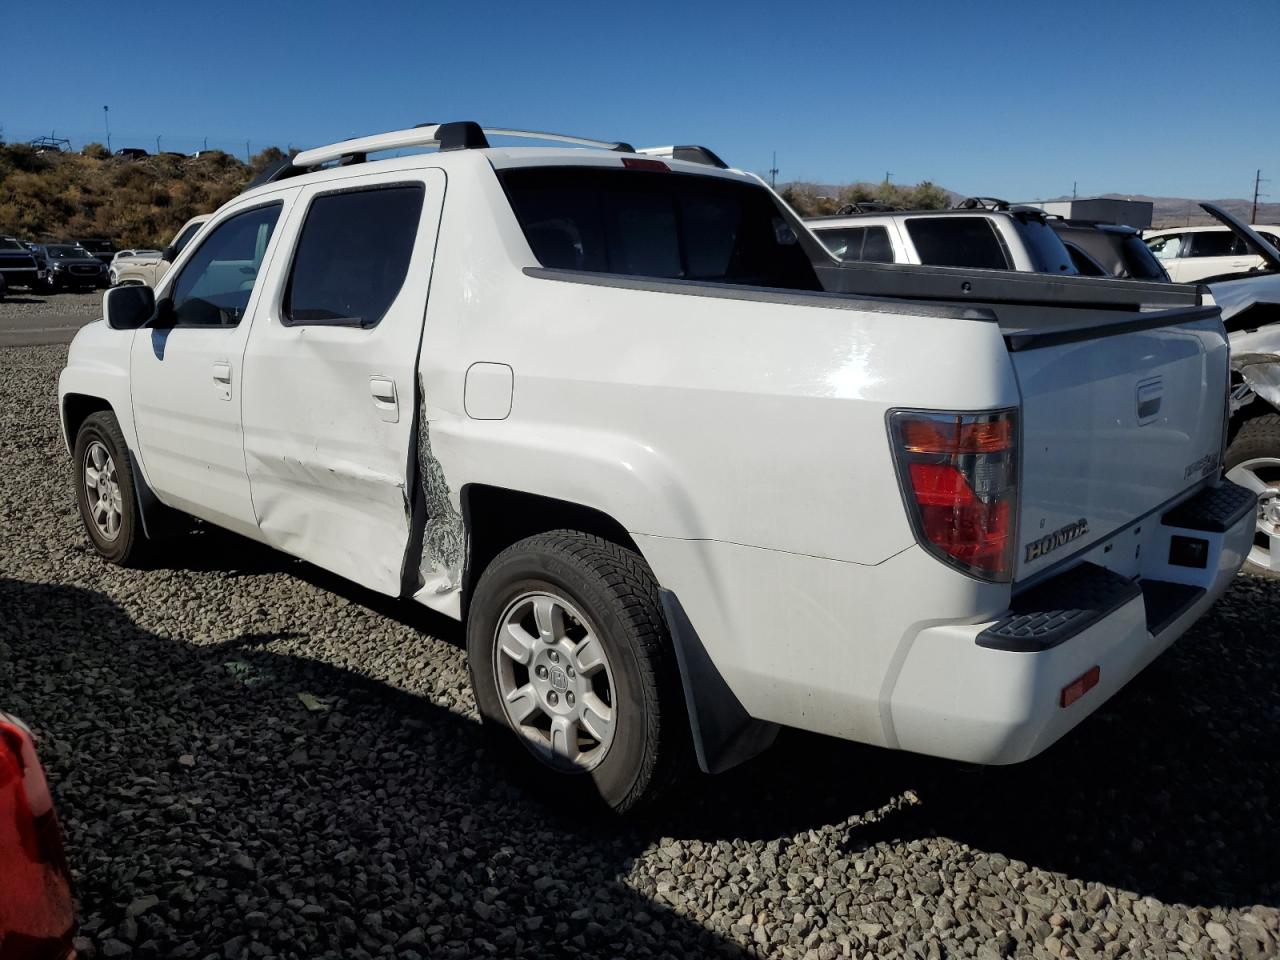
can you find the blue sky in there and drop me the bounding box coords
[2,0,1276,200]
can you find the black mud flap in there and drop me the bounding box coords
[659,589,779,775]
[129,451,189,540]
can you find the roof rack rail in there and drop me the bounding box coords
[835,201,896,215]
[637,145,729,169]
[243,122,643,193]
[952,196,1010,212]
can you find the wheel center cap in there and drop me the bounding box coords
[549,668,569,691]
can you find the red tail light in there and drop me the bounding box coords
[0,714,76,960]
[889,409,1019,581]
[621,157,670,172]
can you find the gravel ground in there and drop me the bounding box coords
[1,343,1278,960]
[0,290,102,346]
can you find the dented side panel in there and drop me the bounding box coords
[240,165,447,597]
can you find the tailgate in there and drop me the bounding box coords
[1010,307,1229,582]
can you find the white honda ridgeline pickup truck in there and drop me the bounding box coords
[59,123,1255,811]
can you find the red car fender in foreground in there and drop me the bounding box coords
[0,713,75,960]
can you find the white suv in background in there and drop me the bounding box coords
[806,205,1079,274]
[1145,224,1280,282]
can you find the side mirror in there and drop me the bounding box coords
[161,245,177,263]
[103,284,155,330]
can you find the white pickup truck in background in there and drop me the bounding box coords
[58,123,1254,811]
[110,214,210,288]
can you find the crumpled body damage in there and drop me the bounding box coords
[414,393,465,617]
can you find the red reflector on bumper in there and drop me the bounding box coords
[1060,666,1101,708]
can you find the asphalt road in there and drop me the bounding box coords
[0,290,102,347]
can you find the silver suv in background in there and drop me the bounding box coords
[806,201,1078,274]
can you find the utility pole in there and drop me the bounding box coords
[103,105,111,153]
[1072,180,1077,200]
[246,140,251,163]
[768,151,778,189]
[884,170,892,184]
[203,137,208,151]
[156,134,161,154]
[1252,169,1269,223]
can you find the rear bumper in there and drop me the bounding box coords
[886,480,1255,764]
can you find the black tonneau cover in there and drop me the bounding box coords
[812,260,1217,349]
[815,260,1203,310]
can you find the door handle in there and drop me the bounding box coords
[212,361,232,400]
[370,376,399,423]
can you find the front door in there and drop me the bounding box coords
[129,197,289,539]
[240,166,445,595]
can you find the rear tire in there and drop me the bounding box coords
[466,530,690,813]
[73,411,149,566]
[1225,412,1280,575]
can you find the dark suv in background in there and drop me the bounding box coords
[73,238,116,265]
[1050,220,1170,281]
[34,244,109,291]
[0,237,42,291]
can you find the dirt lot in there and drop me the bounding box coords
[1,342,1277,959]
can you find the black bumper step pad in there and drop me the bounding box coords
[1162,480,1257,534]
[977,562,1141,653]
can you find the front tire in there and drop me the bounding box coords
[466,531,690,813]
[73,411,148,566]
[1225,412,1280,575]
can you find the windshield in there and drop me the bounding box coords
[47,246,87,258]
[0,238,24,251]
[500,166,820,290]
[78,240,112,252]
[172,221,205,256]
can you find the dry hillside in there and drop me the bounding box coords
[0,143,288,248]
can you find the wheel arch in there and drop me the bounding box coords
[61,393,114,453]
[459,483,645,618]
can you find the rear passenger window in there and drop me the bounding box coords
[817,226,894,263]
[905,217,1011,270]
[283,184,424,327]
[1187,231,1246,258]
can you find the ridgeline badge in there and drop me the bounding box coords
[1024,518,1090,563]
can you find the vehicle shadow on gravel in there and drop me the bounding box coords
[666,574,1280,911]
[224,530,1278,913]
[1,576,748,959]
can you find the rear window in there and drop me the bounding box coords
[1064,242,1105,276]
[904,217,1011,270]
[0,238,23,251]
[1120,235,1169,280]
[1012,218,1076,274]
[500,166,820,290]
[816,226,894,263]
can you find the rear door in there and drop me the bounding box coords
[240,165,445,595]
